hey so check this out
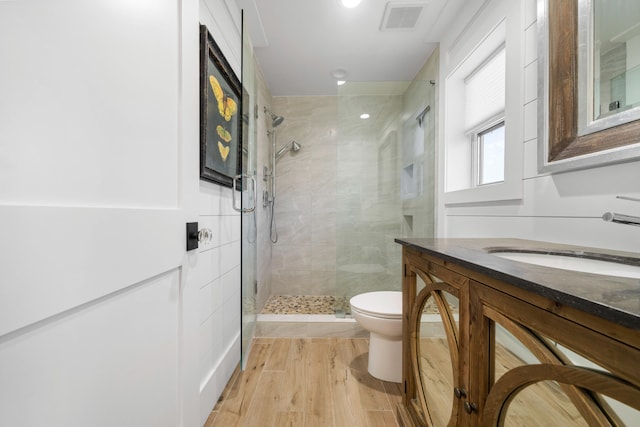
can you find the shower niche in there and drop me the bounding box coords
[401,107,427,201]
[401,102,435,240]
[402,163,424,200]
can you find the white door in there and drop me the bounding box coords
[0,1,200,426]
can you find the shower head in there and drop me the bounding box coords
[264,107,284,128]
[272,115,284,127]
[275,140,302,160]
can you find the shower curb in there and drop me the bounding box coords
[255,314,367,338]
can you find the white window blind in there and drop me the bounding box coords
[464,48,506,131]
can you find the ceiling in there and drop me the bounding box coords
[236,0,466,96]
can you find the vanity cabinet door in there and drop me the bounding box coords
[472,283,640,426]
[399,245,640,427]
[402,250,471,427]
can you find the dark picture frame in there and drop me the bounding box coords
[200,24,242,187]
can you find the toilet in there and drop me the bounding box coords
[350,291,403,383]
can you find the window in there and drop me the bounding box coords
[442,3,523,205]
[477,122,505,185]
[466,46,506,186]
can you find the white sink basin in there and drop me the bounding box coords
[491,251,640,279]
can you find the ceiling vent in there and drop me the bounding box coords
[380,2,426,31]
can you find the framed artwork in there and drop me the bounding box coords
[200,24,242,187]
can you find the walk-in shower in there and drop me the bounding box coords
[257,79,437,323]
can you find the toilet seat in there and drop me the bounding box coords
[350,291,402,319]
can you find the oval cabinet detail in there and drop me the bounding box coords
[409,262,465,426]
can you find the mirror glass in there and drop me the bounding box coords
[493,325,639,425]
[494,325,587,425]
[590,1,640,122]
[417,290,458,426]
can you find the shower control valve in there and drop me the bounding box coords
[262,165,272,181]
[263,190,273,207]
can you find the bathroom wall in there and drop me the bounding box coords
[198,1,243,425]
[438,0,640,251]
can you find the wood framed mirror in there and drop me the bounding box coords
[538,0,640,173]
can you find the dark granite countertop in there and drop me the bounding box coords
[395,238,640,330]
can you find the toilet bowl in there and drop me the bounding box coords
[350,291,403,383]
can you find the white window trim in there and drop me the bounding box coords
[441,0,523,206]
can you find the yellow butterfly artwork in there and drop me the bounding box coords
[210,75,237,122]
[216,125,232,143]
[217,141,230,162]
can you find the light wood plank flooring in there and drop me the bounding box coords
[205,337,402,427]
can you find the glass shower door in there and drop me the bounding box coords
[240,15,257,369]
[335,82,406,309]
[334,80,436,312]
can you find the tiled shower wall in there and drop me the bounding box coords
[269,97,339,296]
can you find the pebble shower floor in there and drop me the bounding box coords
[260,295,452,316]
[260,295,351,315]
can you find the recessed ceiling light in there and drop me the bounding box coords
[330,68,348,80]
[341,0,362,8]
[337,80,346,86]
[360,113,370,119]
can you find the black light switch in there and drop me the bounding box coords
[186,222,198,251]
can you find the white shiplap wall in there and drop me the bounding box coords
[196,185,241,425]
[439,0,640,253]
[197,1,243,425]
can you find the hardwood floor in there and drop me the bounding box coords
[206,336,593,426]
[204,338,403,427]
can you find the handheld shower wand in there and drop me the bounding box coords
[264,106,286,242]
[275,140,302,160]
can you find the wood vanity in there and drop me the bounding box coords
[395,238,640,426]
